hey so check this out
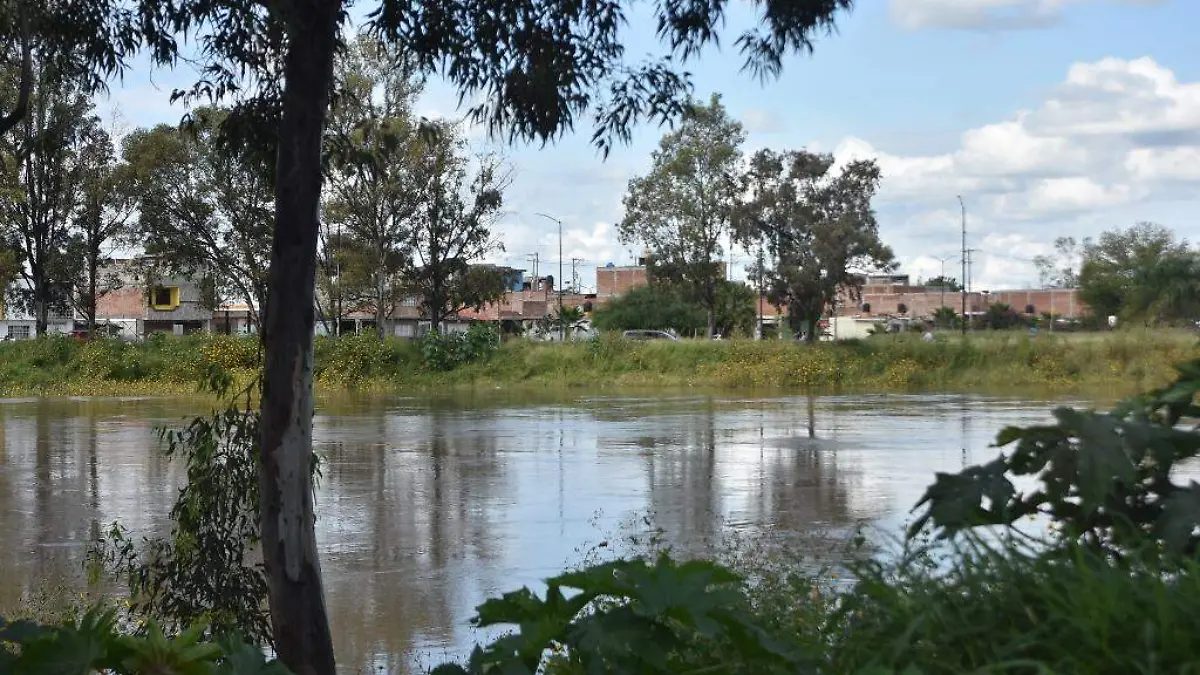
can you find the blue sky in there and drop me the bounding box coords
[104,0,1200,291]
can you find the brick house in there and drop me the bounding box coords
[95,259,213,339]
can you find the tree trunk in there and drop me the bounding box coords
[705,307,715,339]
[374,264,386,339]
[258,4,340,674]
[87,252,98,339]
[34,294,47,336]
[33,263,47,337]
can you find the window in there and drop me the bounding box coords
[151,286,181,311]
[7,325,30,339]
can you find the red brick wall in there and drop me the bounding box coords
[96,286,145,319]
[833,287,1087,319]
[596,266,648,299]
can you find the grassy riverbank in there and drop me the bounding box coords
[0,329,1195,397]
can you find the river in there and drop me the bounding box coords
[0,390,1078,673]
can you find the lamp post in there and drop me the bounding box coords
[933,255,955,315]
[536,212,565,343]
[957,196,967,336]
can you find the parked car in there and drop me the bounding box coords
[622,329,679,341]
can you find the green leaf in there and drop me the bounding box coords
[1157,482,1200,555]
[908,456,1015,538]
[0,618,50,644]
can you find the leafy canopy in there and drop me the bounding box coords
[1079,222,1200,325]
[618,93,745,337]
[735,148,893,341]
[139,0,855,160]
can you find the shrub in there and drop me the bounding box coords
[432,555,799,675]
[0,611,289,674]
[200,335,261,371]
[315,331,389,386]
[79,339,128,381]
[821,538,1200,675]
[911,355,1200,563]
[420,324,499,371]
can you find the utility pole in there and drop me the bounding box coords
[570,258,584,293]
[966,248,979,331]
[958,196,967,337]
[536,213,565,342]
[756,244,765,340]
[334,219,342,337]
[526,252,539,291]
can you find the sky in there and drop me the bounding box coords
[101,0,1200,293]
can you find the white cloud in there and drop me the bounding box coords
[1125,146,1200,182]
[890,0,1162,31]
[740,108,788,134]
[835,57,1199,216]
[1028,57,1200,137]
[834,56,1200,289]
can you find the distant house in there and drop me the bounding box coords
[95,259,213,339]
[0,312,73,340]
[213,300,259,335]
[0,287,74,339]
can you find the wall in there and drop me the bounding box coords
[595,266,648,299]
[834,286,1087,320]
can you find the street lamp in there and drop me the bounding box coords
[957,195,967,336]
[932,255,955,313]
[536,212,565,343]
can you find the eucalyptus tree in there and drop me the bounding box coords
[405,126,509,333]
[132,0,858,670]
[618,94,745,338]
[0,0,138,138]
[323,36,424,334]
[735,148,893,342]
[67,121,136,337]
[0,59,97,334]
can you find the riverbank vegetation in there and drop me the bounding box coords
[0,328,1194,398]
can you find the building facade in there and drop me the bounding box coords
[94,259,213,339]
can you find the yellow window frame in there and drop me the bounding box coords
[151,286,181,311]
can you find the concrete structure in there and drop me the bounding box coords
[0,295,81,339]
[0,315,73,339]
[94,259,213,339]
[836,275,1086,322]
[596,263,649,300]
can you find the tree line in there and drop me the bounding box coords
[1040,224,1200,326]
[617,94,894,342]
[0,36,511,338]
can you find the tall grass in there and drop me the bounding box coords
[0,329,1194,397]
[451,329,1198,397]
[720,534,1200,675]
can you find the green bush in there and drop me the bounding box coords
[79,339,128,381]
[825,539,1200,675]
[420,324,499,371]
[432,554,799,675]
[911,354,1200,562]
[0,610,289,674]
[200,335,261,371]
[315,331,389,386]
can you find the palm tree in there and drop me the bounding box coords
[932,306,958,330]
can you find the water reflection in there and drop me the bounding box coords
[0,391,1065,673]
